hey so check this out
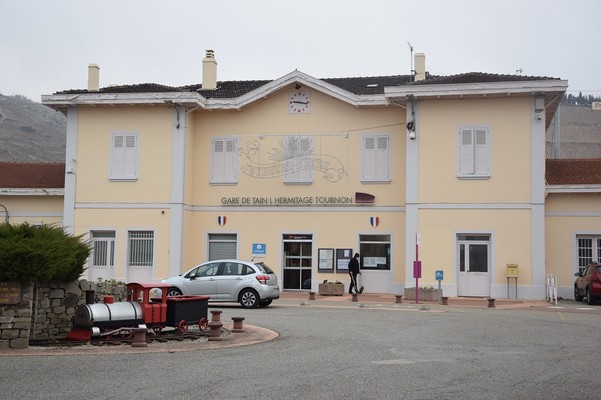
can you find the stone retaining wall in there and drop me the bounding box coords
[0,280,126,349]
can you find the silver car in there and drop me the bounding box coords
[161,259,280,308]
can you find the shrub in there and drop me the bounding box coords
[0,223,90,282]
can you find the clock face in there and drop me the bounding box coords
[289,91,310,114]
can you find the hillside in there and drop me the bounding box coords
[0,94,66,162]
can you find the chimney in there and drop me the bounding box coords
[202,50,217,90]
[414,53,426,82]
[87,64,100,92]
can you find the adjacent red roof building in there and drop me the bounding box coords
[0,162,65,188]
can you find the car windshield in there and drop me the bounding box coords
[255,262,274,274]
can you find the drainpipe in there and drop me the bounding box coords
[0,204,8,223]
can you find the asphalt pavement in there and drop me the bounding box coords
[2,293,600,399]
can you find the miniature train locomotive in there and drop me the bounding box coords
[67,282,209,341]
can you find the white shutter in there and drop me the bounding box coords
[363,136,376,180]
[212,138,237,182]
[111,134,138,179]
[474,128,488,174]
[375,136,389,179]
[460,129,474,175]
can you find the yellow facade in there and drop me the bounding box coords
[40,57,572,299]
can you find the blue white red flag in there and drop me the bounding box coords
[370,216,379,228]
[218,216,227,226]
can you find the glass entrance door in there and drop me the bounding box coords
[457,236,490,297]
[283,234,312,290]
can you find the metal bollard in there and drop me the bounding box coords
[208,321,223,341]
[210,310,223,322]
[308,291,316,301]
[395,295,403,304]
[441,296,449,306]
[487,298,496,308]
[231,317,245,333]
[131,327,148,348]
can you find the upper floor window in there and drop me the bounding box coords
[458,127,490,178]
[362,135,389,182]
[284,136,312,184]
[211,138,237,184]
[110,133,138,180]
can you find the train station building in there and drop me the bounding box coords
[6,50,598,299]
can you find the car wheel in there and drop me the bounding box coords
[574,287,584,302]
[167,287,182,297]
[239,289,259,308]
[587,288,595,305]
[259,299,273,308]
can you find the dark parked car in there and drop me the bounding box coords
[574,263,601,305]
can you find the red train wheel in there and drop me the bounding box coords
[177,320,188,334]
[198,317,208,331]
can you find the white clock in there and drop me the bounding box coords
[289,91,310,114]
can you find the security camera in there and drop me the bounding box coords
[409,131,416,140]
[536,113,543,121]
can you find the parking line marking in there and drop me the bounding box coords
[558,312,565,320]
[576,307,595,311]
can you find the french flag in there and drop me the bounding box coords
[218,216,227,226]
[370,216,379,228]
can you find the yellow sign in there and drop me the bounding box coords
[506,264,519,278]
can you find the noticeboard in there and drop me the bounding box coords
[318,248,334,272]
[336,248,353,273]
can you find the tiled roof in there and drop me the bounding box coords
[546,159,601,185]
[55,72,558,98]
[0,162,65,189]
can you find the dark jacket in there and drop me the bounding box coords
[348,257,360,274]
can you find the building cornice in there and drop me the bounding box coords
[0,188,64,196]
[546,185,601,193]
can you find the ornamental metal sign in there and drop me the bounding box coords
[0,281,21,305]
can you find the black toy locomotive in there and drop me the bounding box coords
[67,282,209,341]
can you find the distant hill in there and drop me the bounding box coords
[0,94,66,162]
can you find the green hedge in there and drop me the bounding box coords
[0,223,90,282]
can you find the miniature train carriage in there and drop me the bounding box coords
[67,282,209,341]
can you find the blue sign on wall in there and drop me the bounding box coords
[435,270,444,281]
[252,243,266,257]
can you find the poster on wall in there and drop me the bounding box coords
[318,248,334,272]
[336,248,353,273]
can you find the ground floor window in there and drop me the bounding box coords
[128,230,154,267]
[359,234,391,270]
[283,234,312,290]
[91,230,115,267]
[208,233,237,260]
[577,235,601,274]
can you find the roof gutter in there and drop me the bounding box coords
[0,188,65,196]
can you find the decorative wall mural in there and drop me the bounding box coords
[239,137,348,182]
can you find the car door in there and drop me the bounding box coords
[576,264,591,297]
[181,262,220,297]
[214,262,252,301]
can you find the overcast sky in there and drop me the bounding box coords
[1,0,600,102]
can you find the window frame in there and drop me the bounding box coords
[457,126,491,179]
[110,132,139,181]
[361,134,390,183]
[576,235,601,275]
[210,137,238,184]
[127,230,155,268]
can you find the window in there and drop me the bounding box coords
[458,127,490,178]
[128,231,154,267]
[577,236,601,274]
[208,234,237,260]
[359,234,391,270]
[211,138,237,183]
[110,133,138,180]
[362,135,389,182]
[91,231,115,267]
[284,136,313,183]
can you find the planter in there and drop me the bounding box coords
[318,283,344,296]
[403,287,441,301]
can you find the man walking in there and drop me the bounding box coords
[348,253,362,294]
